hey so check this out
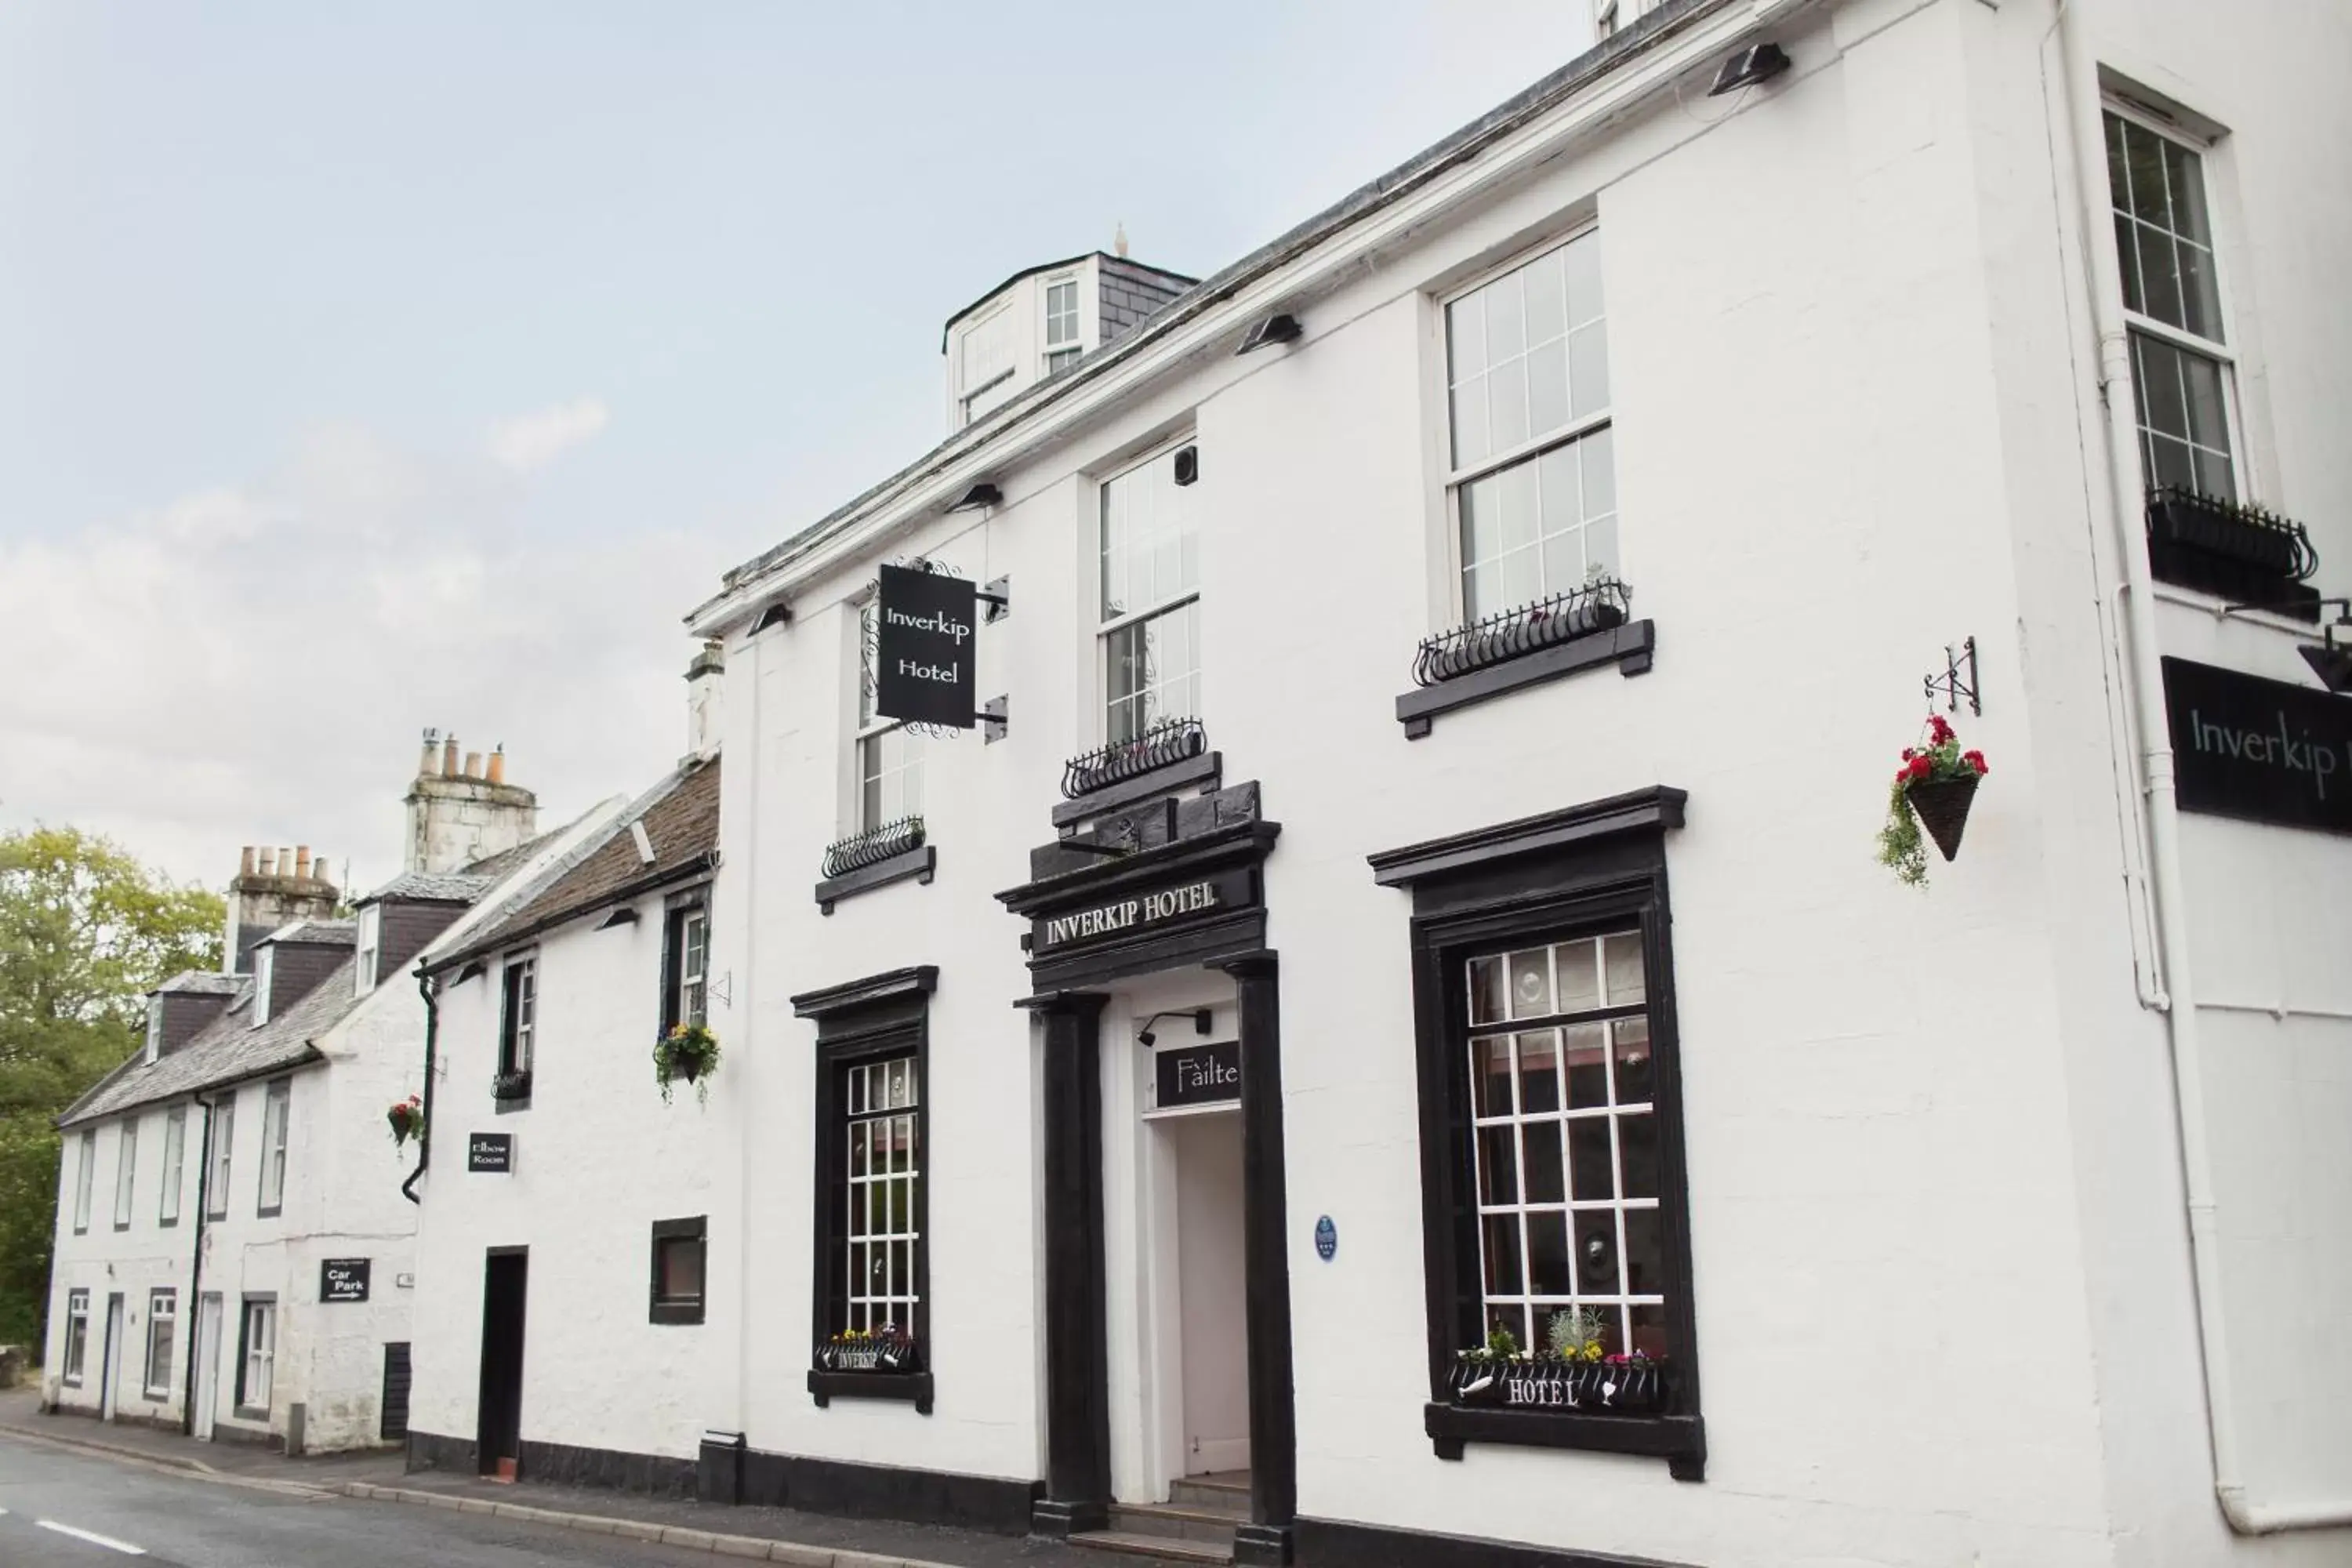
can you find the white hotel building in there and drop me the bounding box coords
[401,2,2352,1565]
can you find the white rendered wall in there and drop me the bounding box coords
[42,1111,197,1424]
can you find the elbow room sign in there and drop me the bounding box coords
[874,564,978,729]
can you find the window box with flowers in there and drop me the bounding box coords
[808,1326,931,1413]
[1447,1311,1668,1417]
[1878,715,1991,887]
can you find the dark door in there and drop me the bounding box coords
[379,1342,412,1442]
[476,1251,527,1476]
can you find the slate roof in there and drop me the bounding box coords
[358,869,492,906]
[459,825,571,883]
[428,757,720,971]
[264,920,355,946]
[154,971,245,996]
[60,956,361,1128]
[699,0,1719,618]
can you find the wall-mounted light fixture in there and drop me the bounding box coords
[1138,1009,1213,1047]
[1708,41,1789,96]
[596,906,641,930]
[2302,601,2352,693]
[948,481,1003,512]
[750,601,793,635]
[1236,313,1302,354]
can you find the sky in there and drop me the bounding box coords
[0,1,1594,894]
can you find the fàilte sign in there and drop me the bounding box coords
[467,1132,514,1174]
[1033,869,1253,954]
[1154,1039,1241,1112]
[2165,657,2352,836]
[873,564,978,729]
[321,1258,372,1303]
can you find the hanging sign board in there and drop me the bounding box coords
[873,565,978,729]
[321,1258,372,1303]
[1033,869,1256,956]
[2164,657,2352,835]
[1152,1039,1241,1113]
[466,1132,514,1174]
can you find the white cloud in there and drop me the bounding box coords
[0,425,710,894]
[487,397,611,474]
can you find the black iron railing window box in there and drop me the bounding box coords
[1061,717,1208,800]
[2146,488,2322,622]
[815,818,935,914]
[808,1342,933,1415]
[1398,584,1655,738]
[1424,1400,1706,1477]
[1446,1352,1668,1416]
[491,1069,532,1106]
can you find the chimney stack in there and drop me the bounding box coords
[684,640,725,762]
[221,834,341,973]
[405,724,539,873]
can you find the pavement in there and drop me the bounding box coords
[0,1391,1132,1567]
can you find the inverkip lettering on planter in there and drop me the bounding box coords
[2164,657,2352,836]
[1035,873,1246,953]
[874,564,978,729]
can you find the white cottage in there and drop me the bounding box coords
[419,2,2352,1564]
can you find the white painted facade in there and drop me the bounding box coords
[670,2,2352,1565]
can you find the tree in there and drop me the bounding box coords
[0,827,222,1348]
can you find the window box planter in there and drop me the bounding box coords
[1397,582,1653,738]
[2146,488,2323,620]
[491,1069,532,1103]
[1061,717,1208,800]
[808,1331,931,1414]
[815,818,935,913]
[1447,1352,1668,1417]
[655,1024,721,1106]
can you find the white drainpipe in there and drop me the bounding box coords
[2052,2,2352,1535]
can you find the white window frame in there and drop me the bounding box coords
[1438,225,1617,623]
[840,1054,923,1336]
[205,1098,234,1221]
[239,1298,275,1410]
[677,908,710,1029]
[354,905,382,996]
[2103,96,2248,505]
[251,946,274,1028]
[63,1289,90,1385]
[1043,274,1082,376]
[159,1106,186,1225]
[144,999,163,1065]
[500,955,537,1078]
[1096,437,1203,745]
[853,597,924,832]
[257,1079,290,1215]
[113,1119,137,1229]
[72,1128,96,1232]
[143,1289,176,1398]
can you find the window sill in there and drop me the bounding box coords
[649,1301,705,1327]
[1423,1400,1704,1481]
[808,1369,933,1416]
[234,1405,271,1424]
[256,1206,281,1220]
[113,1221,131,1232]
[141,1388,171,1403]
[1397,619,1655,739]
[815,844,936,915]
[159,1217,179,1229]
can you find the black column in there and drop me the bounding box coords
[1024,990,1111,1536]
[1218,952,1296,1566]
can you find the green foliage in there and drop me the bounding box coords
[1877,779,1930,888]
[1875,715,1990,891]
[0,827,222,1345]
[654,1022,721,1108]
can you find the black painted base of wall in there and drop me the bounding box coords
[524,1437,697,1497]
[1294,1515,1695,1568]
[39,1405,197,1442]
[406,1428,476,1475]
[740,1446,1040,1536]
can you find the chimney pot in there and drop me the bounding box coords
[295,847,311,880]
[258,848,275,877]
[486,748,506,786]
[240,846,256,877]
[463,751,483,779]
[418,731,440,776]
[443,735,460,777]
[278,846,293,880]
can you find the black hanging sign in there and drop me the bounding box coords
[2164,657,2352,835]
[321,1258,372,1303]
[873,565,978,729]
[466,1132,514,1174]
[1032,869,1255,955]
[1154,1039,1241,1111]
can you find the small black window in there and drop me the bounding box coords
[649,1217,706,1325]
[495,956,536,1100]
[660,899,710,1034]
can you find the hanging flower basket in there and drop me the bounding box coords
[1877,714,1990,887]
[654,1023,722,1106]
[387,1094,425,1151]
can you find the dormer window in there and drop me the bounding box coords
[957,302,1018,427]
[144,999,163,1065]
[354,905,382,996]
[251,946,274,1028]
[1044,277,1081,375]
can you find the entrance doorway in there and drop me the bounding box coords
[476,1249,528,1479]
[1164,1110,1248,1478]
[191,1294,221,1439]
[99,1295,125,1421]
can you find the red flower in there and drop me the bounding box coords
[1928,715,1955,744]
[1963,750,1987,775]
[1907,755,1933,781]
[1901,748,1916,760]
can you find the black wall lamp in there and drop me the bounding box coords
[1138,1009,1212,1047]
[1708,41,1790,96]
[1236,313,1302,354]
[2303,601,2352,693]
[948,481,1003,512]
[750,601,793,635]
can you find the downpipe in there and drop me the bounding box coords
[180,1094,216,1433]
[400,965,437,1205]
[2052,2,2352,1534]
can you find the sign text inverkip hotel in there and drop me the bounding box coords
[1041,879,1224,949]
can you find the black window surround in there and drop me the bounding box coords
[815,818,935,915]
[1369,786,1704,1480]
[649,1215,708,1326]
[791,967,937,1416]
[495,953,536,1109]
[659,884,713,1034]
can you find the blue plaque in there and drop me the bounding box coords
[1314,1215,1337,1261]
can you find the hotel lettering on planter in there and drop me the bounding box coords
[397,5,2352,1566]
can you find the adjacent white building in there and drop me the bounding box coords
[41,741,583,1454]
[405,2,2352,1565]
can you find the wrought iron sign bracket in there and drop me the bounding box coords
[978,576,1011,623]
[1924,635,1981,717]
[982,695,1009,744]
